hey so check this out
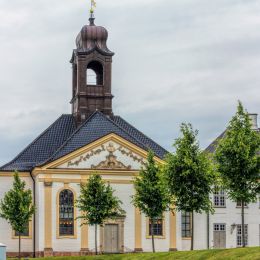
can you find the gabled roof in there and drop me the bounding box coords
[111,115,166,159]
[205,128,260,154]
[0,115,77,171]
[205,131,226,154]
[48,111,168,163]
[0,112,168,172]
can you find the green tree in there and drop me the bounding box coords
[165,123,215,250]
[215,102,260,247]
[132,151,170,253]
[76,174,124,255]
[0,172,35,260]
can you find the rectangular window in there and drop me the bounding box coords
[213,187,226,207]
[236,201,248,207]
[237,224,248,247]
[214,223,226,231]
[15,222,29,237]
[182,212,191,238]
[149,218,163,236]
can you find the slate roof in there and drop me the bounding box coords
[205,128,260,154]
[205,131,226,154]
[0,115,77,171]
[0,111,168,172]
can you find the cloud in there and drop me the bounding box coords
[0,0,259,164]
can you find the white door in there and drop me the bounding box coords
[213,224,226,249]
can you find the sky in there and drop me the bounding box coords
[0,0,260,165]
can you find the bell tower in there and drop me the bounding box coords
[70,13,114,125]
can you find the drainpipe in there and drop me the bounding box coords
[207,212,210,249]
[29,171,36,258]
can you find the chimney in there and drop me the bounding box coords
[248,113,258,130]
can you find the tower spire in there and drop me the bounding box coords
[71,1,114,125]
[89,0,96,25]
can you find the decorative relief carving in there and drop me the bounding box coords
[91,143,131,170]
[67,145,105,167]
[117,146,146,166]
[44,181,53,187]
[66,141,145,169]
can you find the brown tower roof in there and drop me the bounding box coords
[75,18,114,56]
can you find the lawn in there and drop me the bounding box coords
[13,247,260,260]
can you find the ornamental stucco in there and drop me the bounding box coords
[57,141,146,170]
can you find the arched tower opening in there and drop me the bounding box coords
[86,61,103,85]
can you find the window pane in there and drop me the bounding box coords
[59,189,74,236]
[237,201,248,207]
[181,212,191,238]
[237,224,248,247]
[213,187,226,207]
[149,218,163,236]
[15,222,29,237]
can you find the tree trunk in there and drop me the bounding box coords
[191,211,194,251]
[241,201,245,247]
[18,233,21,260]
[95,224,98,255]
[151,218,155,253]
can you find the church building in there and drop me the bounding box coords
[0,14,172,257]
[0,11,260,258]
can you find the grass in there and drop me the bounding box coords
[10,247,260,260]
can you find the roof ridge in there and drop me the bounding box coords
[107,115,164,153]
[205,130,226,152]
[112,115,168,154]
[42,111,157,166]
[0,114,71,171]
[40,111,101,165]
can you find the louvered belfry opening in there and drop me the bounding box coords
[70,17,115,126]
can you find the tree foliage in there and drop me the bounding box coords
[76,174,124,254]
[215,102,260,203]
[0,172,35,259]
[165,123,215,250]
[132,151,170,252]
[215,102,260,247]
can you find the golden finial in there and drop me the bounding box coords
[90,0,97,15]
[89,0,96,25]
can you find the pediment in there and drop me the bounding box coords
[44,134,158,170]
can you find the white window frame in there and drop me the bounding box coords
[214,223,226,231]
[213,187,226,208]
[236,201,248,208]
[236,224,248,247]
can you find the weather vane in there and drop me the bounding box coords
[90,0,97,17]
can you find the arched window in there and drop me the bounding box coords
[59,189,74,236]
[86,61,103,85]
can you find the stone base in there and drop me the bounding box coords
[53,252,82,257]
[134,248,143,253]
[169,248,178,251]
[36,251,44,258]
[44,248,54,257]
[7,252,33,258]
[80,248,89,256]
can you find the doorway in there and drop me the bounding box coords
[100,216,125,254]
[213,223,226,249]
[104,224,119,253]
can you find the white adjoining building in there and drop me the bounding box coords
[0,14,259,258]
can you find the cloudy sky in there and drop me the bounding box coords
[0,0,260,165]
